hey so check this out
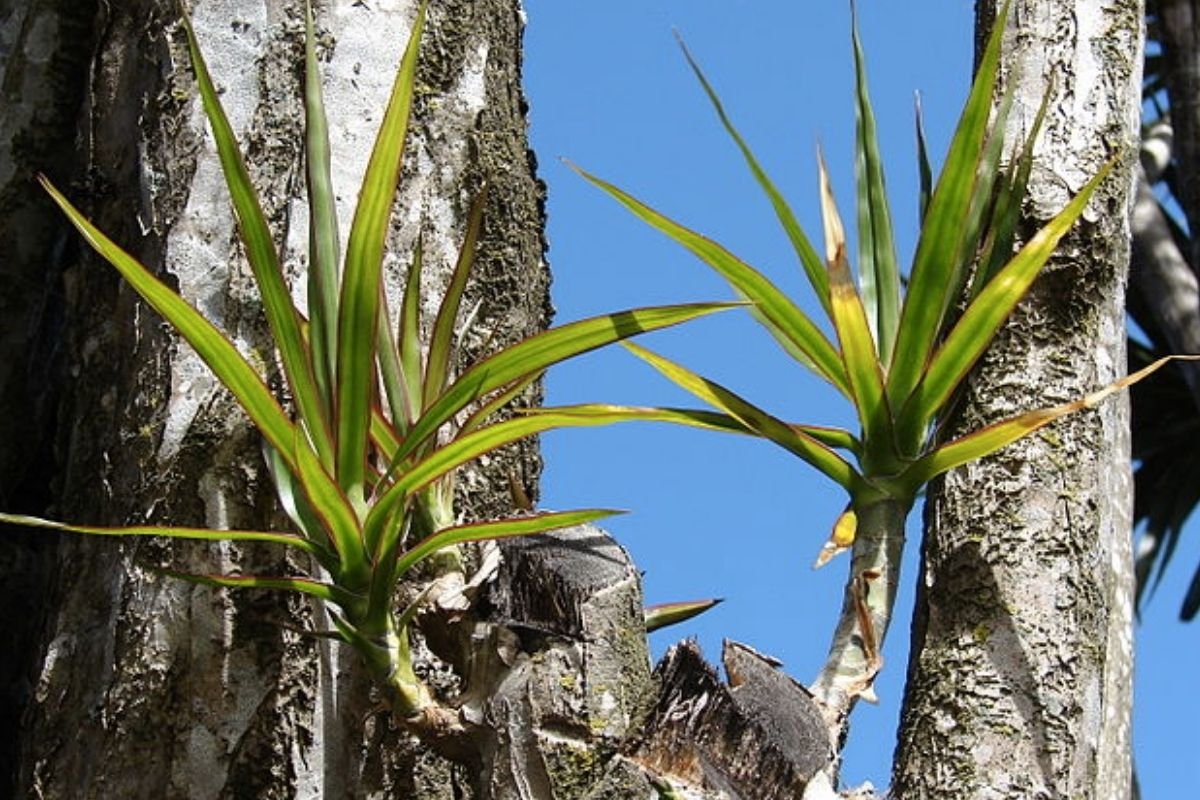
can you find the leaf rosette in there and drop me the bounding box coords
[3,0,732,726]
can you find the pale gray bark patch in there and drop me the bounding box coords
[893,1,1141,798]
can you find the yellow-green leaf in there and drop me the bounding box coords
[572,163,850,396]
[819,154,893,461]
[293,429,369,586]
[644,597,723,633]
[897,160,1114,448]
[886,0,1011,407]
[303,0,341,409]
[391,303,740,465]
[851,7,901,362]
[366,406,708,551]
[902,355,1200,491]
[624,342,863,491]
[0,512,320,556]
[336,1,427,502]
[393,509,624,578]
[676,34,831,319]
[425,189,487,407]
[159,568,354,607]
[180,11,333,467]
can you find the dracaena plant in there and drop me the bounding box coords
[560,0,1186,744]
[0,1,731,739]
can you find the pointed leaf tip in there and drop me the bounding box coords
[906,354,1200,490]
[644,597,724,632]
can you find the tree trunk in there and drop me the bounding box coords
[893,1,1142,798]
[0,1,634,797]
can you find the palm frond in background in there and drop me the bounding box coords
[1129,0,1200,620]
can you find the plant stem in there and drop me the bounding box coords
[809,495,910,748]
[333,603,436,724]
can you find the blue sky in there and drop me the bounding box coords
[523,1,1200,793]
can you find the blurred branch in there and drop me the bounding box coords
[1158,0,1200,266]
[1130,168,1200,411]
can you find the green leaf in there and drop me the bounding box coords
[915,94,933,225]
[40,178,297,471]
[886,0,1010,408]
[0,512,321,556]
[370,409,403,462]
[971,85,1053,299]
[395,582,439,633]
[851,6,901,363]
[623,342,863,491]
[525,404,860,455]
[263,442,339,568]
[950,83,1018,308]
[395,238,428,429]
[366,407,681,550]
[457,371,544,436]
[792,423,862,454]
[675,34,831,319]
[818,155,893,462]
[651,777,687,800]
[898,160,1114,447]
[326,610,387,666]
[391,302,740,465]
[571,164,850,396]
[292,428,370,586]
[536,402,862,455]
[336,1,427,503]
[159,568,356,607]
[644,597,723,633]
[901,354,1198,491]
[392,508,624,578]
[360,499,422,616]
[180,11,333,467]
[424,189,487,407]
[524,403,756,436]
[366,508,412,617]
[304,0,341,409]
[375,280,410,437]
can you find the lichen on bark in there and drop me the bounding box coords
[893,2,1142,797]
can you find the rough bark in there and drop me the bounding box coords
[0,1,100,791]
[625,640,831,799]
[893,1,1142,798]
[479,525,654,799]
[0,1,647,797]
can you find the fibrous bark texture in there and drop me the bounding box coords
[626,640,831,800]
[0,0,594,797]
[480,525,655,799]
[893,1,1142,798]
